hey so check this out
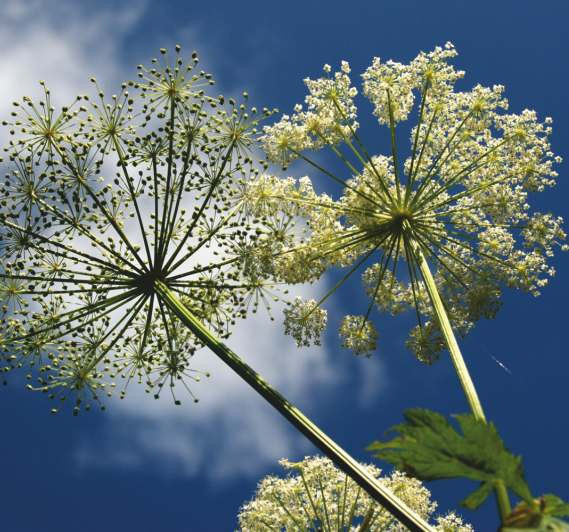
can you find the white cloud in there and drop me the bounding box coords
[0,1,146,114]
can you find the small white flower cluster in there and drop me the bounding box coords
[406,322,445,365]
[362,42,464,125]
[362,267,409,316]
[362,58,417,124]
[283,297,328,347]
[273,243,328,284]
[239,174,302,218]
[339,314,379,356]
[261,62,359,168]
[522,213,568,256]
[237,455,472,531]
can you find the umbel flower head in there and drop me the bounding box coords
[238,455,473,531]
[0,46,279,413]
[256,42,567,360]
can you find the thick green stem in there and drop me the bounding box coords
[412,240,485,420]
[495,480,512,522]
[410,239,512,522]
[155,281,433,532]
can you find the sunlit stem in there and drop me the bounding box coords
[51,141,148,272]
[410,109,475,209]
[306,243,381,322]
[112,138,154,268]
[338,474,348,528]
[161,136,193,262]
[299,468,323,526]
[329,98,395,205]
[152,154,160,266]
[410,104,440,190]
[405,79,430,205]
[410,234,485,419]
[288,148,384,209]
[360,505,376,532]
[156,281,433,532]
[495,480,512,522]
[347,486,362,525]
[269,493,305,529]
[162,139,236,273]
[156,98,177,269]
[413,138,510,214]
[325,141,365,185]
[166,256,239,281]
[386,88,402,202]
[405,228,511,521]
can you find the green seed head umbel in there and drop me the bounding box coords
[0,45,284,413]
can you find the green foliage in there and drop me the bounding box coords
[366,408,532,509]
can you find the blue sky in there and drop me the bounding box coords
[1,1,568,530]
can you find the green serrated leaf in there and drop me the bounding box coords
[366,408,532,509]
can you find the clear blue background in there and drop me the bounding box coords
[1,1,568,530]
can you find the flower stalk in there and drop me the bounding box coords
[407,234,512,520]
[408,235,485,422]
[156,280,433,531]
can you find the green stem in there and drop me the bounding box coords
[155,280,433,532]
[495,479,512,522]
[408,235,512,523]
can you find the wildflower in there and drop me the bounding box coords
[238,455,472,531]
[0,46,273,412]
[257,42,565,376]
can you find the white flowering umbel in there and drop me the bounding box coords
[258,41,565,400]
[238,455,473,531]
[260,42,566,365]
